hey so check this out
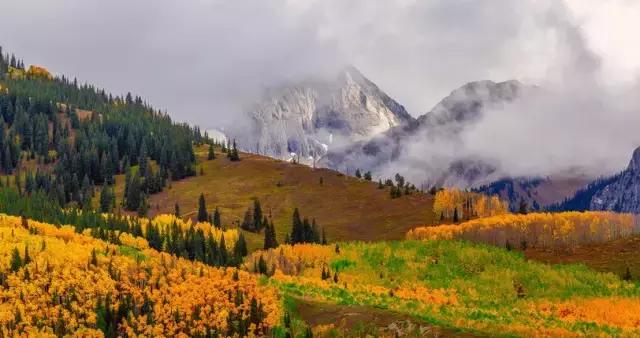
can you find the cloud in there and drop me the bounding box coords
[374,1,640,185]
[1,0,640,184]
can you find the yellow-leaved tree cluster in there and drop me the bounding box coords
[433,189,508,222]
[407,211,639,249]
[0,214,280,337]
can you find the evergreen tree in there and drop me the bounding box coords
[208,143,215,160]
[291,208,303,244]
[197,193,208,222]
[253,199,263,231]
[228,139,240,161]
[623,267,632,281]
[212,207,221,228]
[355,169,362,179]
[99,185,113,213]
[263,221,278,250]
[10,247,22,272]
[174,202,180,217]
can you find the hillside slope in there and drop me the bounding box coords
[0,213,280,336]
[122,146,435,248]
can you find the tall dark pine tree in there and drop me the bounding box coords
[228,139,240,161]
[212,207,221,228]
[208,143,215,160]
[291,208,304,244]
[253,199,263,232]
[197,193,208,222]
[99,185,113,213]
[263,220,278,250]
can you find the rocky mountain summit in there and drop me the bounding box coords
[237,66,413,164]
[590,147,640,213]
[320,79,527,185]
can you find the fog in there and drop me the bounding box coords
[1,0,639,183]
[375,1,640,185]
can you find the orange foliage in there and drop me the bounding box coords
[26,65,53,80]
[433,189,508,221]
[535,298,640,329]
[407,211,639,248]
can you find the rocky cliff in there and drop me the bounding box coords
[590,147,640,213]
[237,66,413,164]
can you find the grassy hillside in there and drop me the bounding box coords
[246,240,640,337]
[113,145,436,249]
[525,235,640,280]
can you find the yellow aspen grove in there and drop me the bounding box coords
[407,211,639,249]
[433,189,508,221]
[0,214,281,336]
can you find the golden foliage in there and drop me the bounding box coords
[433,189,508,221]
[150,214,238,249]
[407,211,639,248]
[0,213,280,336]
[26,65,53,80]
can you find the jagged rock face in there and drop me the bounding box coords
[321,80,527,185]
[240,67,413,163]
[590,147,640,213]
[418,79,522,130]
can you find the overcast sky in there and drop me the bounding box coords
[1,0,640,181]
[1,0,639,126]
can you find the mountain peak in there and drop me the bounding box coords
[628,146,640,173]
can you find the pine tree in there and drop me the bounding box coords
[174,202,180,217]
[212,207,221,228]
[291,208,303,244]
[10,247,22,272]
[197,193,208,222]
[364,171,372,181]
[99,185,113,213]
[623,267,632,281]
[253,199,263,231]
[263,221,278,250]
[208,143,215,160]
[23,245,31,265]
[355,169,362,179]
[257,255,268,275]
[228,139,240,161]
[233,233,248,263]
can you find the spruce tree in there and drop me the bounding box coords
[197,193,208,222]
[10,247,22,272]
[253,199,263,231]
[99,185,113,213]
[208,143,215,160]
[174,202,180,217]
[212,207,221,228]
[291,208,303,244]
